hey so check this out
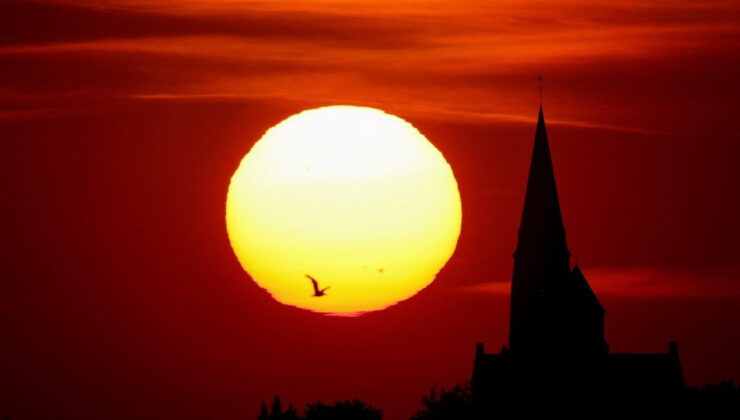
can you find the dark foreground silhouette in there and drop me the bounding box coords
[257,380,740,420]
[411,383,473,420]
[257,396,381,420]
[474,106,685,417]
[412,380,740,418]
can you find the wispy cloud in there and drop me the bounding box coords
[462,266,740,299]
[2,0,738,131]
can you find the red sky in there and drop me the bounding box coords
[2,1,740,418]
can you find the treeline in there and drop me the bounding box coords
[256,383,471,420]
[258,380,740,419]
[257,396,381,420]
[683,380,740,415]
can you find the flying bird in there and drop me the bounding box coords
[306,274,330,297]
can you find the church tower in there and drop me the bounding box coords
[472,106,683,417]
[509,106,607,356]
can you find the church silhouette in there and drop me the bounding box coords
[471,107,685,416]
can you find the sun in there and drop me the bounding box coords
[226,105,462,315]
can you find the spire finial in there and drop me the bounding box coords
[537,75,543,105]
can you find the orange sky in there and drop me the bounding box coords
[3,1,739,130]
[2,1,740,419]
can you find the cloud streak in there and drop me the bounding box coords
[1,0,738,133]
[462,266,740,299]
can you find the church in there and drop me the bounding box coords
[471,107,685,416]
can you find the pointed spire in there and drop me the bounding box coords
[507,106,609,357]
[508,106,571,354]
[515,106,568,257]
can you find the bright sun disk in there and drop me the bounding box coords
[226,105,462,315]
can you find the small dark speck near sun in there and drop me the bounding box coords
[378,268,384,273]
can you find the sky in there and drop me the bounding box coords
[2,0,740,418]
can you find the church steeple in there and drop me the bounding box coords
[471,106,682,417]
[516,106,567,257]
[508,106,572,354]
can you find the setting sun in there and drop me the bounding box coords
[226,106,462,315]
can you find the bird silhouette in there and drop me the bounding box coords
[306,274,330,297]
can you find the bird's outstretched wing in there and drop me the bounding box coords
[306,274,320,294]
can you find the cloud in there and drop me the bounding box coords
[1,0,738,132]
[462,266,740,299]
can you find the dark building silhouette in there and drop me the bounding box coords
[472,107,684,416]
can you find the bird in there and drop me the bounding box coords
[306,274,330,297]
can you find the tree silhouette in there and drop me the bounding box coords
[256,397,381,420]
[304,399,381,420]
[254,379,740,420]
[683,380,740,416]
[270,396,283,420]
[258,402,269,420]
[284,404,299,420]
[411,382,473,420]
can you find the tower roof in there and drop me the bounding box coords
[515,106,569,258]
